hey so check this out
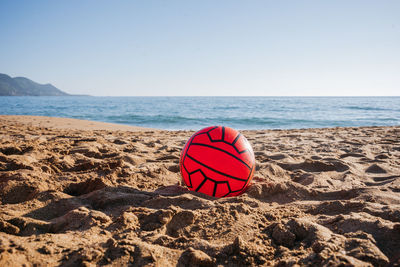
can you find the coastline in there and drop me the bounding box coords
[1,114,399,132]
[0,115,399,265]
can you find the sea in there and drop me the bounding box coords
[0,96,399,130]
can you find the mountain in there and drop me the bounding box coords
[0,73,69,96]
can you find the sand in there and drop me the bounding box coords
[0,115,155,132]
[0,115,399,266]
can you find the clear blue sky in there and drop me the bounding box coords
[0,0,399,96]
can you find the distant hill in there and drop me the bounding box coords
[0,73,70,96]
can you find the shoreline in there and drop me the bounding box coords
[0,115,157,132]
[0,115,399,132]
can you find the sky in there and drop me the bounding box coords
[0,0,399,96]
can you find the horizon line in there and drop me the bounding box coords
[2,95,400,97]
[70,95,400,97]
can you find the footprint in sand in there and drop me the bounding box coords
[278,159,349,173]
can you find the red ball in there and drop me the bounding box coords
[179,126,255,198]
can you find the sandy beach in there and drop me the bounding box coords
[0,115,399,266]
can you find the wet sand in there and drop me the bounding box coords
[0,116,399,266]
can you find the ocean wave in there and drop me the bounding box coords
[105,114,325,128]
[344,106,393,111]
[106,114,199,124]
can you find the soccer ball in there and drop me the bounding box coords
[179,126,255,197]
